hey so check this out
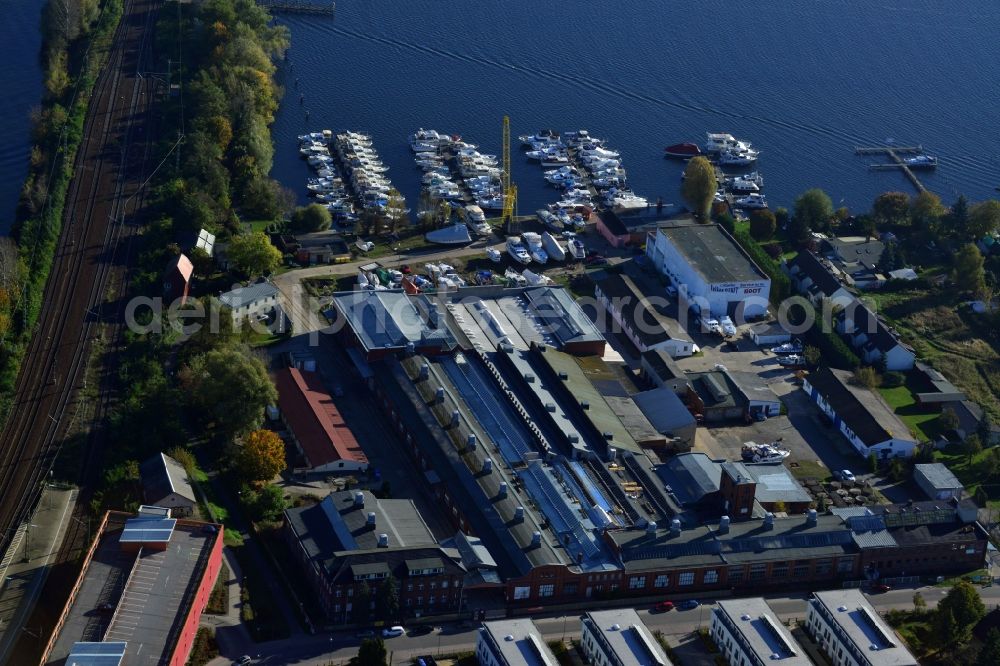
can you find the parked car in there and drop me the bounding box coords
[382,625,405,638]
[701,317,721,335]
[653,600,675,612]
[678,600,700,610]
[835,469,856,482]
[719,315,737,337]
[870,583,892,593]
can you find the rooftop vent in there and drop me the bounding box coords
[367,512,376,527]
[498,482,508,499]
[603,432,614,441]
[838,606,848,612]
[524,373,535,383]
[482,458,493,473]
[377,533,389,548]
[741,614,751,621]
[467,434,477,450]
[353,491,365,507]
[435,387,445,403]
[545,403,556,413]
[719,515,730,535]
[670,518,681,537]
[807,508,818,526]
[515,506,525,522]
[531,531,541,547]
[580,400,590,410]
[610,624,621,631]
[558,371,568,380]
[419,364,430,380]
[763,512,775,530]
[646,521,657,535]
[450,410,460,427]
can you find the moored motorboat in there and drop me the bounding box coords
[903,154,937,169]
[734,193,768,209]
[664,142,702,158]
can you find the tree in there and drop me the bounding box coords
[166,446,198,476]
[888,457,907,482]
[748,209,776,241]
[355,637,387,666]
[382,189,408,235]
[353,582,372,625]
[681,156,717,221]
[977,410,994,445]
[952,244,987,297]
[910,191,945,231]
[950,195,970,237]
[978,628,1000,666]
[940,407,960,433]
[974,485,990,508]
[375,576,400,622]
[967,200,1000,239]
[859,215,877,240]
[853,366,880,389]
[774,207,790,233]
[934,607,959,645]
[227,231,282,277]
[964,433,983,464]
[794,189,834,235]
[189,246,215,276]
[240,483,287,522]
[937,580,986,644]
[236,430,286,483]
[179,348,277,439]
[878,242,902,272]
[872,191,911,226]
[803,345,821,367]
[868,452,878,474]
[913,591,927,612]
[290,203,331,233]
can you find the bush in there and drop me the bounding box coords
[883,371,906,388]
[729,226,791,304]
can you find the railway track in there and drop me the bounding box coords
[0,0,161,558]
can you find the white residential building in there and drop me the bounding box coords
[218,281,279,322]
[806,589,917,666]
[580,609,673,666]
[476,619,558,666]
[710,598,810,666]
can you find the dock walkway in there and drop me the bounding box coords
[854,145,927,193]
[257,0,336,15]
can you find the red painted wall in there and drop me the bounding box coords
[169,523,225,666]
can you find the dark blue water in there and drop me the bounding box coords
[0,0,44,233]
[270,0,1000,219]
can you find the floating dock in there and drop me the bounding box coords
[257,0,335,15]
[854,145,928,193]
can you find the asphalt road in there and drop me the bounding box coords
[209,583,1000,666]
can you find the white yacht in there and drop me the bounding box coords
[506,237,532,264]
[567,237,587,260]
[735,193,769,209]
[728,177,760,194]
[741,441,790,464]
[519,130,559,147]
[520,232,549,264]
[718,147,759,166]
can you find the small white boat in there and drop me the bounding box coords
[519,130,559,146]
[541,231,566,261]
[729,177,760,194]
[522,269,553,286]
[567,238,587,260]
[741,441,790,464]
[903,154,937,169]
[486,247,502,263]
[718,147,758,166]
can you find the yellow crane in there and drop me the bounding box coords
[501,115,517,231]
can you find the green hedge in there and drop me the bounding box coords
[730,225,791,304]
[0,0,124,421]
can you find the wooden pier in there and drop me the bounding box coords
[854,145,927,193]
[257,0,335,15]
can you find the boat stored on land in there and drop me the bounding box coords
[425,222,473,245]
[506,236,532,264]
[741,441,790,463]
[541,231,566,261]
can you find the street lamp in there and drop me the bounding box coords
[23,524,38,563]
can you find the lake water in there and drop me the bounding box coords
[269,0,1000,221]
[0,0,44,233]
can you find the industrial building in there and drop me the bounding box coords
[645,221,770,319]
[913,463,964,500]
[40,507,224,666]
[631,388,696,451]
[275,367,370,473]
[580,609,673,666]
[806,589,918,666]
[477,619,558,666]
[594,273,693,358]
[710,598,810,666]
[139,452,197,517]
[802,368,918,458]
[331,286,604,361]
[284,490,467,620]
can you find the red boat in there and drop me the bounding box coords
[664,142,702,158]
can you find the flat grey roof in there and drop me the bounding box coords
[47,518,219,666]
[584,609,673,666]
[632,388,696,436]
[714,598,810,664]
[332,290,457,353]
[744,465,812,504]
[656,453,721,505]
[480,619,558,666]
[656,222,767,284]
[811,590,918,665]
[913,463,963,491]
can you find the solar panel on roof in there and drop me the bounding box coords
[120,517,176,543]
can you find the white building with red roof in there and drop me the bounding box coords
[275,367,369,473]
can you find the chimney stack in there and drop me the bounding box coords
[763,512,775,530]
[367,512,377,528]
[419,363,430,380]
[435,387,445,403]
[646,521,658,535]
[482,458,493,474]
[467,434,477,450]
[514,506,525,522]
[450,410,460,427]
[669,518,681,537]
[353,491,365,508]
[719,515,730,535]
[531,531,542,547]
[498,482,508,499]
[377,533,389,548]
[806,508,818,526]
